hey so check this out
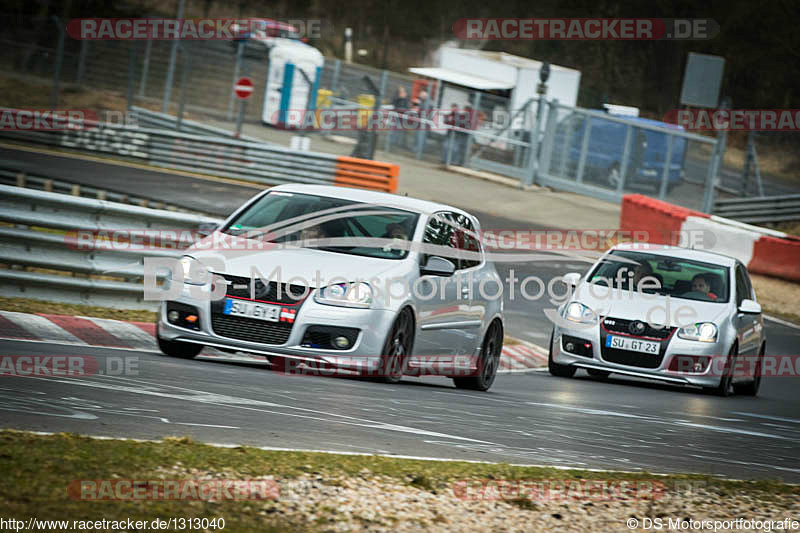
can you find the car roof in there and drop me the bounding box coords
[268,184,473,219]
[610,243,739,267]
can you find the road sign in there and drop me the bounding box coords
[234,77,253,99]
[680,53,725,108]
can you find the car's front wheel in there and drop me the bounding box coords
[157,335,203,359]
[733,343,764,396]
[708,345,737,397]
[378,308,414,384]
[453,320,502,391]
[548,330,576,378]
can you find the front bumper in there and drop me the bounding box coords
[551,322,727,388]
[157,286,397,372]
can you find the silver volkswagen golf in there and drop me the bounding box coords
[156,184,504,391]
[548,243,766,396]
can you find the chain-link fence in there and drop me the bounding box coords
[3,21,743,213]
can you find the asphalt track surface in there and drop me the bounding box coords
[1,147,799,481]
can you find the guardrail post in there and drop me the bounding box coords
[71,184,81,196]
[127,41,137,112]
[43,179,53,192]
[176,44,191,132]
[16,173,25,187]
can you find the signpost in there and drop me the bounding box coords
[234,76,253,137]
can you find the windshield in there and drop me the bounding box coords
[221,191,420,259]
[588,250,730,303]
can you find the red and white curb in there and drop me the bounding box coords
[0,311,546,372]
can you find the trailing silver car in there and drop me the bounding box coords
[548,243,766,396]
[156,184,504,391]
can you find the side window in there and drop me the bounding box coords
[450,213,482,269]
[735,265,749,306]
[421,212,455,267]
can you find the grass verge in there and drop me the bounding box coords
[1,430,796,531]
[0,296,156,323]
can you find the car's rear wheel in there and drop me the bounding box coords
[548,330,576,378]
[378,308,414,384]
[157,335,203,359]
[453,320,502,391]
[734,344,764,396]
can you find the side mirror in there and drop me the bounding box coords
[197,222,219,238]
[421,256,456,277]
[562,272,581,287]
[738,299,761,315]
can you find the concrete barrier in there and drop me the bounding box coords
[621,194,800,282]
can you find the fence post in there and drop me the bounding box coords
[536,99,559,186]
[462,91,481,167]
[76,40,88,86]
[575,117,592,183]
[127,41,137,112]
[227,41,244,120]
[332,60,342,96]
[616,125,633,194]
[138,38,153,97]
[162,0,185,113]
[176,45,191,131]
[50,16,65,109]
[657,134,674,200]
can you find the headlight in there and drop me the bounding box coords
[176,255,211,286]
[563,302,597,324]
[677,322,718,343]
[315,282,372,308]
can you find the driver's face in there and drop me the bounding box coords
[692,278,710,293]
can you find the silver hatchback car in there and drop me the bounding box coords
[549,243,766,396]
[156,184,504,391]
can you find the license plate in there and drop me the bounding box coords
[605,335,659,354]
[223,299,280,322]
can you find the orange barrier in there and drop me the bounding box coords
[334,156,399,193]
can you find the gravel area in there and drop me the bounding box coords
[157,464,797,533]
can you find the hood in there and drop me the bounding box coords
[572,284,728,328]
[187,234,409,288]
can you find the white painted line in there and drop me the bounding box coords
[81,316,156,350]
[764,315,800,330]
[0,311,86,345]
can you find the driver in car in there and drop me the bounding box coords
[688,273,718,301]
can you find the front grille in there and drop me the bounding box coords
[210,314,293,345]
[602,317,675,340]
[601,347,664,369]
[215,273,308,305]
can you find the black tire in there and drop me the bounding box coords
[453,320,503,391]
[548,330,576,378]
[734,344,764,397]
[587,369,611,378]
[157,335,203,359]
[378,308,415,384]
[708,345,737,397]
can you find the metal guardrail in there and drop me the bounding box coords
[713,194,800,224]
[0,184,223,310]
[128,106,264,143]
[0,110,398,193]
[0,168,198,213]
